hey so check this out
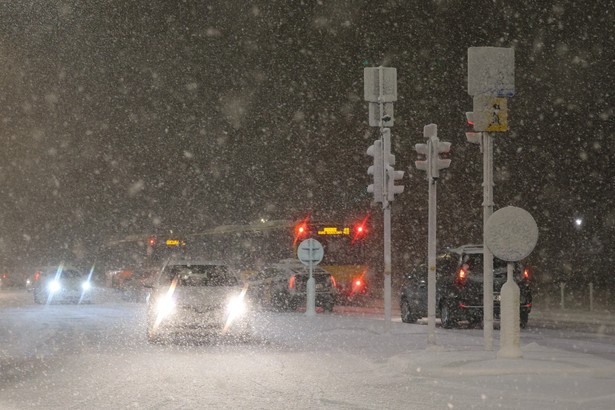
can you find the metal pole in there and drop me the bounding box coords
[306,240,316,316]
[483,132,494,350]
[384,202,392,332]
[427,174,437,346]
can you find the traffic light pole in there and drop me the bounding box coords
[383,200,392,332]
[483,132,495,350]
[427,175,437,346]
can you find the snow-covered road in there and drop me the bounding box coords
[1,289,614,409]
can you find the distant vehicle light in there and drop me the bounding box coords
[82,281,92,291]
[355,280,362,287]
[523,268,530,279]
[330,275,337,288]
[48,280,61,293]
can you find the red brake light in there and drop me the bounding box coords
[355,279,362,287]
[458,268,467,281]
[523,268,529,279]
[289,275,296,289]
[148,236,156,247]
[330,276,337,288]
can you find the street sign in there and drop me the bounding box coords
[468,47,515,97]
[473,95,508,132]
[485,206,538,262]
[297,239,324,266]
[364,67,397,102]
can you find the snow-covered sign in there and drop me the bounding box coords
[297,239,324,266]
[485,206,538,262]
[467,47,515,97]
[363,67,397,102]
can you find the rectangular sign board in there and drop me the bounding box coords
[472,95,508,132]
[364,67,397,102]
[468,47,515,97]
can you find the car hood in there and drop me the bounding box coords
[157,285,243,309]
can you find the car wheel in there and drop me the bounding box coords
[520,311,529,329]
[440,302,457,329]
[400,299,417,323]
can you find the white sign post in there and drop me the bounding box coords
[364,66,399,332]
[297,238,324,317]
[485,206,538,359]
[467,46,515,351]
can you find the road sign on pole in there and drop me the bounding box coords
[468,47,515,97]
[297,238,323,317]
[485,207,538,359]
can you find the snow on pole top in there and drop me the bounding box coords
[485,206,538,262]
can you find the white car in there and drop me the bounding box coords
[145,261,253,343]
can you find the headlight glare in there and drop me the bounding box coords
[226,296,247,317]
[82,281,91,291]
[156,296,176,318]
[48,280,61,293]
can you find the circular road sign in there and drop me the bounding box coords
[297,238,324,266]
[485,206,538,262]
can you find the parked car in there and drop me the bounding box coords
[33,265,93,304]
[399,244,532,328]
[145,261,253,343]
[249,259,337,312]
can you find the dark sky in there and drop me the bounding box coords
[0,1,613,284]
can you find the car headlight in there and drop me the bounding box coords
[82,281,91,291]
[226,295,247,317]
[156,296,176,318]
[48,280,61,293]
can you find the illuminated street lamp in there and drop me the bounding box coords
[574,218,583,228]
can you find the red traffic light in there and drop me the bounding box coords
[293,216,310,246]
[352,215,369,243]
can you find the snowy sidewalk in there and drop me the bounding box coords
[396,343,615,378]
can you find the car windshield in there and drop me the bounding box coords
[163,264,238,287]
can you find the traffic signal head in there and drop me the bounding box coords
[466,112,474,126]
[367,139,384,202]
[414,142,430,173]
[432,141,451,179]
[386,166,405,201]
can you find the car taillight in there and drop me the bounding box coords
[523,268,530,280]
[289,275,296,289]
[330,276,337,288]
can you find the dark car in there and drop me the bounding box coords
[33,265,93,304]
[399,244,532,328]
[145,261,253,343]
[249,260,337,312]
